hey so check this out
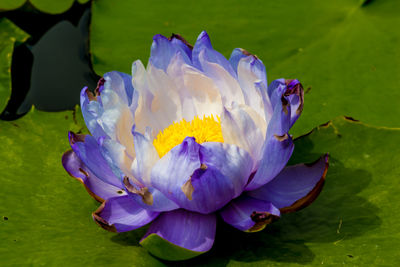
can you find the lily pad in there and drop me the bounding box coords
[0,18,29,114]
[273,0,400,136]
[90,0,400,136]
[1,109,399,265]
[29,0,75,14]
[0,0,25,11]
[0,0,88,14]
[0,109,162,266]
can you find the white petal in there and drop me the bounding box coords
[221,104,266,170]
[237,56,266,119]
[199,49,245,108]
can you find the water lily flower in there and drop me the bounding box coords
[62,31,328,261]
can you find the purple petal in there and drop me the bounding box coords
[245,93,294,191]
[150,34,191,71]
[220,196,280,232]
[69,133,123,188]
[169,33,193,60]
[268,78,304,127]
[192,31,213,70]
[80,86,107,139]
[80,74,138,142]
[123,176,179,212]
[284,79,304,127]
[62,150,126,202]
[229,48,248,73]
[230,48,268,87]
[104,71,137,108]
[248,154,329,213]
[92,195,159,232]
[192,31,237,78]
[141,209,216,254]
[151,137,253,214]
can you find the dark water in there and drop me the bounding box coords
[0,1,99,120]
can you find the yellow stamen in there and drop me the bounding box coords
[153,115,224,157]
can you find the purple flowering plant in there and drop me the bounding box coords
[62,31,328,261]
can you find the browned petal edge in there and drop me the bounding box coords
[279,94,289,115]
[280,154,330,214]
[274,133,290,142]
[62,150,104,203]
[296,84,304,115]
[182,178,194,201]
[169,33,194,50]
[92,201,117,233]
[69,131,86,145]
[94,77,105,95]
[181,163,208,200]
[238,48,259,59]
[247,212,280,233]
[123,176,153,205]
[284,79,304,116]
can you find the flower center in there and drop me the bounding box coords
[153,115,224,157]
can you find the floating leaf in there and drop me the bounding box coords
[0,18,29,114]
[90,0,400,136]
[0,0,25,11]
[29,0,75,14]
[0,0,88,14]
[0,109,399,265]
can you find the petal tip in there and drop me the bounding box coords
[280,154,329,214]
[92,202,118,233]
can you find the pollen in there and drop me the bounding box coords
[153,115,224,158]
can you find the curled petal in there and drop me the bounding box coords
[80,86,107,139]
[229,48,267,85]
[268,78,304,127]
[104,71,137,108]
[80,73,137,147]
[151,137,253,214]
[150,34,191,71]
[62,150,126,202]
[220,196,280,232]
[248,154,329,213]
[92,195,159,232]
[123,176,179,212]
[69,133,123,189]
[245,93,294,190]
[140,209,216,261]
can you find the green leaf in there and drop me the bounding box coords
[1,110,399,265]
[174,118,400,265]
[0,18,29,113]
[0,0,83,14]
[90,0,400,136]
[29,0,75,14]
[0,0,25,11]
[273,0,400,136]
[0,109,164,266]
[140,234,203,261]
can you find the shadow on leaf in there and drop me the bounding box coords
[109,151,380,265]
